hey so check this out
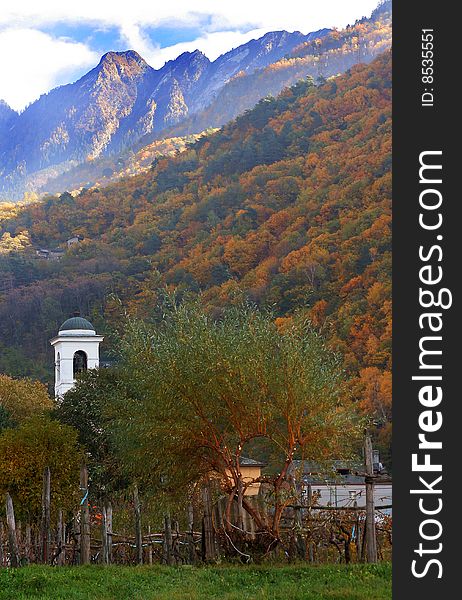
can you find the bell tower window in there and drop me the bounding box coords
[73,350,88,376]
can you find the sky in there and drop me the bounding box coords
[0,1,380,112]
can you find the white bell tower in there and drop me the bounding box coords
[50,315,103,398]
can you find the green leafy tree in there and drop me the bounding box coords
[54,367,133,498]
[109,297,360,544]
[0,416,82,521]
[0,374,53,426]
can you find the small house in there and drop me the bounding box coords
[67,235,84,248]
[291,458,392,515]
[36,248,50,259]
[49,248,65,260]
[224,457,266,496]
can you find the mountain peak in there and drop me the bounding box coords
[0,99,15,112]
[99,50,147,66]
[93,50,152,83]
[166,49,210,67]
[0,99,17,124]
[0,4,392,199]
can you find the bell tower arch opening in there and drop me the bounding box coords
[73,350,88,376]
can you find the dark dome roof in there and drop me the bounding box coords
[59,316,95,332]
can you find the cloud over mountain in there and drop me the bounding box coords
[0,0,379,109]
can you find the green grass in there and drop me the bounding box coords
[0,563,391,600]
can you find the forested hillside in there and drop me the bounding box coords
[0,51,391,452]
[165,1,391,139]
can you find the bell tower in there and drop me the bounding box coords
[50,315,103,398]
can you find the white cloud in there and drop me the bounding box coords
[0,0,379,32]
[120,26,269,68]
[0,28,98,111]
[0,0,381,109]
[118,22,161,65]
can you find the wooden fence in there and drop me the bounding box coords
[0,465,392,567]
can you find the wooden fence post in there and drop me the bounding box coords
[41,466,51,564]
[5,493,19,567]
[187,503,195,564]
[364,434,378,563]
[24,524,32,565]
[17,521,22,553]
[133,485,143,565]
[106,503,113,564]
[148,524,153,565]
[80,465,91,564]
[355,511,362,563]
[73,513,80,565]
[201,483,217,562]
[163,513,174,565]
[56,509,66,566]
[101,506,108,564]
[0,520,4,566]
[236,479,245,534]
[247,499,256,541]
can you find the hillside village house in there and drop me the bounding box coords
[35,247,65,260]
[291,459,392,515]
[67,235,84,248]
[224,457,266,496]
[36,236,83,260]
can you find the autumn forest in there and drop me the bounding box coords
[0,50,391,461]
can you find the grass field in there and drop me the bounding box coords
[0,563,391,600]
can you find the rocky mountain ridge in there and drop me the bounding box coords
[0,29,327,199]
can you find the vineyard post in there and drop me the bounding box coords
[133,485,143,565]
[147,524,153,565]
[106,503,113,563]
[364,434,378,563]
[5,493,19,567]
[163,513,174,565]
[57,509,65,566]
[201,482,217,562]
[101,506,108,564]
[40,466,51,564]
[187,503,195,564]
[0,520,4,566]
[80,465,91,564]
[25,524,32,564]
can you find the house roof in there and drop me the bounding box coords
[239,456,266,468]
[292,459,363,474]
[291,459,391,485]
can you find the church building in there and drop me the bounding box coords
[50,315,103,398]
